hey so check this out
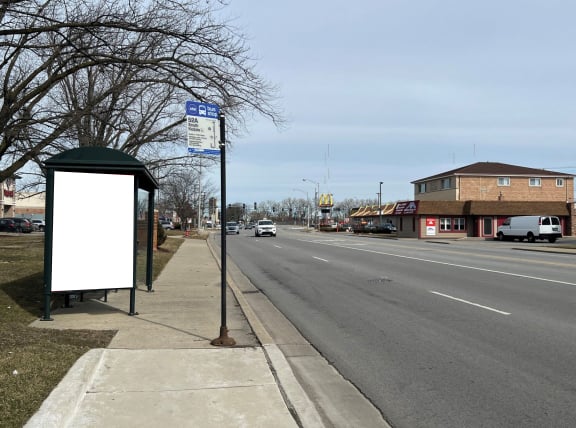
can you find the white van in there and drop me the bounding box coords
[496,215,562,243]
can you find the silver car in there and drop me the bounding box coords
[225,221,240,234]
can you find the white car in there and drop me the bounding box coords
[255,219,276,237]
[31,219,45,231]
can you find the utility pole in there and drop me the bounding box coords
[379,181,383,227]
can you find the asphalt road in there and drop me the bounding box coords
[221,227,576,428]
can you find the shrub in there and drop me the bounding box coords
[157,222,167,247]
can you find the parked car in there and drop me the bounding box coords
[245,222,256,230]
[380,223,397,233]
[31,219,45,231]
[160,219,174,230]
[13,217,33,233]
[225,221,240,234]
[352,223,396,234]
[0,218,18,233]
[338,223,353,232]
[364,224,378,233]
[0,217,33,233]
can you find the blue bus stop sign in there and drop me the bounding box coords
[185,101,220,155]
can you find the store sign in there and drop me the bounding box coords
[318,193,334,207]
[394,200,418,215]
[426,218,437,236]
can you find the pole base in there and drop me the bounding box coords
[211,326,236,347]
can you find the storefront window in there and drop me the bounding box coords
[453,217,466,231]
[440,217,466,232]
[440,217,451,231]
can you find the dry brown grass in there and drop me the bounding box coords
[0,233,185,426]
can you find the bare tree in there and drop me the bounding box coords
[0,0,283,184]
[158,163,216,228]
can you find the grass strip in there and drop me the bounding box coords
[0,232,188,426]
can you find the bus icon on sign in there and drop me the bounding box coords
[185,101,219,119]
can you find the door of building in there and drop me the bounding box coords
[482,217,493,237]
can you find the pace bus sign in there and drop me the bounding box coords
[185,101,220,155]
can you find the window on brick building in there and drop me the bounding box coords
[440,217,451,231]
[453,218,466,231]
[497,177,510,186]
[556,178,565,187]
[439,217,466,232]
[529,177,541,187]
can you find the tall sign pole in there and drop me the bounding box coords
[185,100,234,346]
[211,112,236,346]
[197,158,202,230]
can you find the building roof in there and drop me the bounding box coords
[416,200,571,217]
[412,162,573,183]
[351,200,571,217]
[350,203,397,217]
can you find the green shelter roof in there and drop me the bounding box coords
[44,147,158,191]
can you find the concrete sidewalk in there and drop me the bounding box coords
[26,237,323,427]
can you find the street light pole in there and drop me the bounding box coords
[302,178,319,228]
[379,181,383,227]
[293,188,310,228]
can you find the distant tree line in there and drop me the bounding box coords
[226,196,383,224]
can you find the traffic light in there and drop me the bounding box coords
[243,203,246,210]
[254,202,257,210]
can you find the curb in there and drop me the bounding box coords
[25,349,106,428]
[206,237,326,427]
[512,246,576,255]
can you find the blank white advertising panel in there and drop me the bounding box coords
[51,171,135,291]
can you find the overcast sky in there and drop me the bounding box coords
[204,0,576,206]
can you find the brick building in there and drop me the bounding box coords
[413,162,573,203]
[1,177,18,217]
[14,192,46,219]
[351,162,575,239]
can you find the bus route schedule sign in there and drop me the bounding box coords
[185,101,220,155]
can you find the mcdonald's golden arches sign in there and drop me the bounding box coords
[318,193,334,207]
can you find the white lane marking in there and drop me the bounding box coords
[273,245,282,249]
[313,256,329,263]
[311,240,368,247]
[430,291,511,316]
[297,239,576,287]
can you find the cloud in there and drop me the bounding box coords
[207,0,576,206]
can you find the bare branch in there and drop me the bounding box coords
[1,0,283,184]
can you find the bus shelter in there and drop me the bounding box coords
[42,147,158,320]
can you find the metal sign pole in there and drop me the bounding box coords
[211,112,236,346]
[197,158,202,230]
